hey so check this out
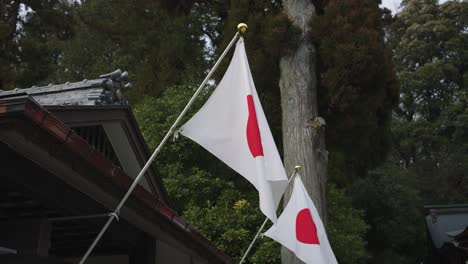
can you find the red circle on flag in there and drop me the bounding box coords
[296,208,320,244]
[246,95,264,158]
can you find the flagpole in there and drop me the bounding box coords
[238,165,302,264]
[78,23,248,264]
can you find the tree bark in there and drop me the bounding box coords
[280,0,328,263]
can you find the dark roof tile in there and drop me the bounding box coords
[0,70,131,106]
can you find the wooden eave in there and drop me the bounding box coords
[0,95,233,263]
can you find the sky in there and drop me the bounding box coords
[380,0,451,14]
[380,0,402,13]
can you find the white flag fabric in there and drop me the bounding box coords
[179,38,288,222]
[264,175,338,264]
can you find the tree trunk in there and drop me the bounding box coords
[0,0,20,90]
[280,0,328,263]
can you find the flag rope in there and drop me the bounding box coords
[78,29,243,264]
[238,165,301,264]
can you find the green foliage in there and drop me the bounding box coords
[0,1,20,90]
[183,196,265,262]
[313,0,399,184]
[327,184,369,264]
[249,239,281,264]
[389,0,468,204]
[361,1,468,262]
[391,0,467,122]
[46,0,209,103]
[16,1,75,88]
[310,1,401,261]
[350,163,425,263]
[1,0,75,89]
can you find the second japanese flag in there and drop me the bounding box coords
[179,38,288,222]
[264,175,338,264]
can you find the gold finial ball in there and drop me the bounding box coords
[295,165,302,172]
[237,23,248,33]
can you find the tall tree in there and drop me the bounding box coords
[389,0,467,204]
[280,0,398,262]
[49,0,208,103]
[15,0,75,88]
[0,0,74,89]
[279,1,328,263]
[0,0,20,89]
[313,0,399,186]
[356,0,467,262]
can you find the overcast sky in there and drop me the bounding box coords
[380,0,402,13]
[380,0,451,14]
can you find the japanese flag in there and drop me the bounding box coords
[264,175,338,264]
[179,38,288,223]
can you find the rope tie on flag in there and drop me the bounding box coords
[108,211,119,221]
[172,129,180,142]
[77,23,247,264]
[108,212,119,221]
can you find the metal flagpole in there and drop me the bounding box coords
[78,23,248,264]
[238,165,302,264]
